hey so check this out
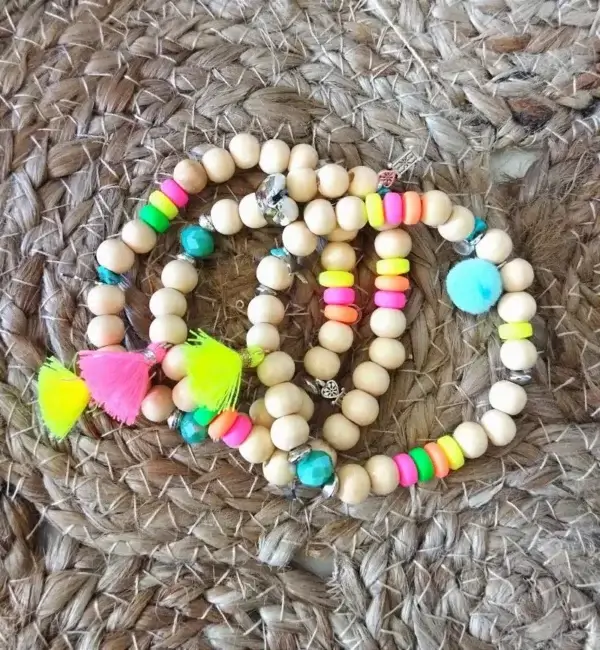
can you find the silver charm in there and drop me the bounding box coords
[303,377,346,405]
[321,474,339,499]
[452,233,484,257]
[177,252,196,265]
[270,247,307,283]
[256,174,298,226]
[198,214,215,231]
[508,371,532,386]
[255,284,278,297]
[288,445,311,464]
[167,411,182,430]
[377,169,398,189]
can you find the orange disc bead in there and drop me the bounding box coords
[403,191,421,225]
[208,410,238,440]
[423,442,450,478]
[375,275,410,292]
[324,305,359,324]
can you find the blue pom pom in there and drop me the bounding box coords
[446,259,503,315]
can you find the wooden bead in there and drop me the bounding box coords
[282,221,318,257]
[239,425,274,464]
[488,380,527,415]
[369,337,406,370]
[247,295,285,325]
[96,239,135,274]
[259,139,291,174]
[149,287,187,318]
[501,258,534,292]
[364,455,399,495]
[256,256,293,291]
[249,398,276,428]
[497,292,537,322]
[352,361,390,397]
[341,389,379,426]
[87,315,125,347]
[320,242,356,271]
[500,340,537,370]
[286,168,318,203]
[172,376,198,412]
[480,409,516,446]
[86,285,125,316]
[309,439,337,466]
[348,166,378,198]
[211,199,243,235]
[270,414,310,451]
[149,315,188,344]
[452,422,488,459]
[246,323,280,351]
[335,196,367,231]
[161,344,187,381]
[263,450,296,486]
[264,382,304,419]
[318,320,354,353]
[202,148,235,183]
[475,229,513,264]
[288,143,318,170]
[304,199,337,236]
[337,464,371,505]
[161,259,198,294]
[328,227,359,242]
[256,351,295,387]
[121,219,158,254]
[140,385,175,423]
[239,193,267,229]
[370,308,406,338]
[298,390,314,421]
[228,133,260,169]
[374,229,412,259]
[304,346,340,381]
[421,190,452,227]
[323,413,360,450]
[317,164,350,199]
[173,159,207,194]
[437,205,475,242]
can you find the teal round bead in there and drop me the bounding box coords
[297,450,334,488]
[179,412,208,444]
[180,226,214,258]
[192,405,218,427]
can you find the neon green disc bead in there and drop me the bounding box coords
[139,204,171,233]
[498,321,533,340]
[408,447,435,482]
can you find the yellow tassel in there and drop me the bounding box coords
[38,358,90,439]
[184,330,264,412]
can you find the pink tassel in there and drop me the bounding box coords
[78,344,167,425]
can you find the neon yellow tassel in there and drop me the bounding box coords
[184,330,264,412]
[38,358,90,439]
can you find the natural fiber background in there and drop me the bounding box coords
[1,1,600,648]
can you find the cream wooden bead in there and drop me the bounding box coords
[335,196,367,231]
[87,315,125,347]
[318,320,354,353]
[298,390,314,421]
[249,398,275,428]
[264,382,304,419]
[475,229,513,264]
[256,256,293,291]
[256,351,295,387]
[320,242,356,271]
[500,340,537,371]
[121,219,157,254]
[281,221,318,257]
[263,450,296,486]
[421,190,452,227]
[488,380,527,415]
[246,324,280,351]
[328,228,358,242]
[309,439,337,466]
[270,414,310,451]
[369,338,406,370]
[162,344,187,381]
[172,376,198,412]
[304,346,340,381]
[140,385,175,423]
[86,284,125,316]
[341,389,379,426]
[364,455,399,496]
[348,166,378,198]
[211,199,243,235]
[317,164,350,199]
[452,422,488,459]
[239,193,267,229]
[161,259,198,294]
[228,133,260,169]
[96,239,135,274]
[149,288,187,318]
[437,205,475,242]
[497,292,537,323]
[202,148,235,183]
[149,315,188,344]
[352,361,390,397]
[259,139,290,174]
[173,160,207,194]
[480,409,516,446]
[288,143,318,170]
[337,464,371,505]
[247,295,285,325]
[304,199,337,236]
[239,425,274,464]
[323,413,360,450]
[374,229,412,259]
[286,168,318,203]
[501,258,534,292]
[370,308,406,338]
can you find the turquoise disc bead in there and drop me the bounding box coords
[466,216,487,242]
[297,450,334,488]
[180,226,214,258]
[192,405,218,427]
[96,266,123,285]
[179,412,208,444]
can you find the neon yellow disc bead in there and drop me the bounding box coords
[498,322,533,340]
[376,258,410,275]
[365,192,385,228]
[437,435,465,471]
[318,270,354,288]
[149,190,178,220]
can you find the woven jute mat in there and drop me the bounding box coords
[1,1,600,648]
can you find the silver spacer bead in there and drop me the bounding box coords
[167,411,183,430]
[452,233,485,257]
[321,474,339,499]
[508,371,532,386]
[288,444,311,464]
[255,284,278,297]
[177,252,196,265]
[198,214,215,231]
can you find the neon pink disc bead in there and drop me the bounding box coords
[323,287,355,306]
[222,413,253,448]
[383,192,403,225]
[160,179,189,208]
[393,453,418,487]
[374,290,407,309]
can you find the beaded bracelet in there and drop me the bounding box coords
[37,135,538,507]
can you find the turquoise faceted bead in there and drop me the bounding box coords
[466,216,487,242]
[179,412,208,444]
[297,450,334,488]
[180,225,214,258]
[192,405,218,427]
[96,266,123,285]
